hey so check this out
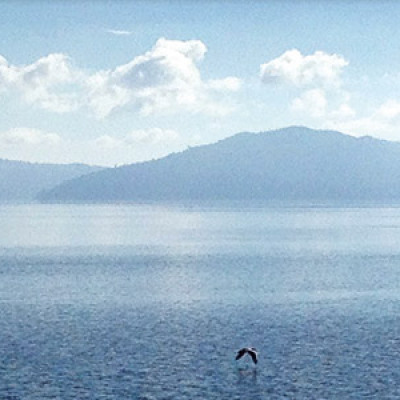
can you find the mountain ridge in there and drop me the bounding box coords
[37,126,400,203]
[0,159,104,202]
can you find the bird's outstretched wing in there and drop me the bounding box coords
[249,350,258,364]
[235,348,247,360]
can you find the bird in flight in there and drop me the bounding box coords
[235,347,258,364]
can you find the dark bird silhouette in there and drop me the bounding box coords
[235,347,258,364]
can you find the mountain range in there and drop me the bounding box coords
[0,159,103,202]
[36,126,400,203]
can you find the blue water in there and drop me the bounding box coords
[2,203,400,399]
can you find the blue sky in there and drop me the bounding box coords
[1,0,400,165]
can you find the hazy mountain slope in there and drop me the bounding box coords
[38,126,400,202]
[0,160,104,201]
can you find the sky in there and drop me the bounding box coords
[1,0,400,166]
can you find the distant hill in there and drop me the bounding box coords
[0,159,104,202]
[38,126,400,202]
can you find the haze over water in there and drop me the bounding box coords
[2,203,400,399]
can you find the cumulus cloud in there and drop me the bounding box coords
[260,49,348,88]
[260,49,354,126]
[86,37,240,117]
[0,53,81,112]
[17,54,74,88]
[87,38,204,117]
[0,39,241,118]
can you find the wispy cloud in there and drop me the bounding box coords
[291,88,327,118]
[106,29,133,36]
[95,128,180,149]
[0,127,61,146]
[0,127,183,165]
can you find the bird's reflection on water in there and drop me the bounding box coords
[236,366,258,384]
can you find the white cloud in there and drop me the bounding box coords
[291,87,356,122]
[375,100,400,120]
[206,77,241,91]
[126,128,179,144]
[86,71,131,118]
[90,128,183,165]
[324,98,400,140]
[94,134,121,149]
[291,88,327,118]
[0,128,61,146]
[107,29,133,36]
[260,49,348,88]
[0,55,16,90]
[17,53,74,88]
[86,38,241,117]
[0,39,241,118]
[95,128,180,149]
[87,37,206,117]
[261,49,352,126]
[0,53,81,112]
[326,116,390,138]
[0,127,184,165]
[330,103,356,120]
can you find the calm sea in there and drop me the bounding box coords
[2,203,400,399]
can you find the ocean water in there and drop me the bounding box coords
[2,203,400,399]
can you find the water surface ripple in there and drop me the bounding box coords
[1,203,400,399]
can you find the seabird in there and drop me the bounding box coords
[235,347,258,364]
